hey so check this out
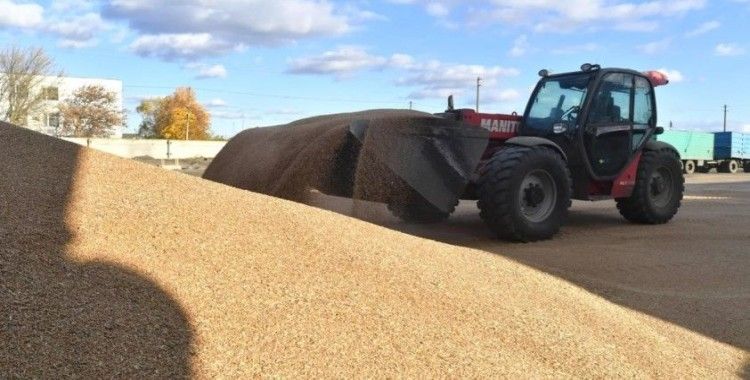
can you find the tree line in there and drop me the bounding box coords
[0,46,212,139]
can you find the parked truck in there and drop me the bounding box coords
[657,130,750,174]
[713,132,750,173]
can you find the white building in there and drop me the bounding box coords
[20,75,124,138]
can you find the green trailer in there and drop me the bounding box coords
[656,130,715,174]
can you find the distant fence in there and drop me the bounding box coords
[62,138,227,159]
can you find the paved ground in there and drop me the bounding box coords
[307,173,750,356]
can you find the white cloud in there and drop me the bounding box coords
[389,53,415,68]
[426,2,450,17]
[192,64,228,79]
[47,12,109,48]
[58,38,98,49]
[287,46,388,76]
[685,20,720,37]
[398,0,706,33]
[131,33,234,61]
[508,35,528,57]
[207,98,227,107]
[657,68,684,83]
[104,0,355,60]
[286,47,519,101]
[637,38,672,54]
[0,0,43,28]
[397,60,519,99]
[715,43,746,56]
[743,124,750,133]
[50,0,93,12]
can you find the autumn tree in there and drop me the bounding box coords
[154,87,210,140]
[135,97,162,137]
[59,85,123,137]
[0,46,59,125]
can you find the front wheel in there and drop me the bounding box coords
[616,148,684,224]
[477,145,571,242]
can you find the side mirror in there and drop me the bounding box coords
[655,126,664,135]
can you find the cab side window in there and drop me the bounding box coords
[632,77,654,150]
[584,73,634,177]
[588,73,632,125]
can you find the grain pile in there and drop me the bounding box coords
[203,110,488,213]
[1,121,746,378]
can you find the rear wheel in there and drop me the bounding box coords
[477,145,571,242]
[718,160,740,174]
[728,160,739,174]
[616,148,684,224]
[683,160,696,174]
[745,161,750,173]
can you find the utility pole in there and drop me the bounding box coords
[476,77,482,112]
[723,104,728,132]
[184,108,193,140]
[409,101,413,110]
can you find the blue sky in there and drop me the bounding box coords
[2,0,749,137]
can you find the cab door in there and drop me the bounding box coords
[583,72,635,178]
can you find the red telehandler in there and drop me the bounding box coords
[205,64,684,242]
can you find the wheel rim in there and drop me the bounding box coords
[649,167,674,208]
[730,161,738,173]
[518,169,557,223]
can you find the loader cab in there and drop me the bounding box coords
[521,65,658,181]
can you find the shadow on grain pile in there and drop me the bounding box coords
[0,122,192,378]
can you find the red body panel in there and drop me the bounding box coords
[610,152,642,198]
[458,109,521,141]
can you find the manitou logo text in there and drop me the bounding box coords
[480,119,519,134]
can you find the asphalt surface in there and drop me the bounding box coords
[308,173,750,356]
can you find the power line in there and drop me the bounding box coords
[123,84,407,105]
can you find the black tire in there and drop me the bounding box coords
[717,161,728,173]
[683,160,696,175]
[696,165,711,173]
[745,161,750,173]
[728,160,739,174]
[616,148,684,224]
[477,145,571,242]
[717,160,739,173]
[387,191,455,223]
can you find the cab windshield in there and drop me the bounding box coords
[525,74,592,134]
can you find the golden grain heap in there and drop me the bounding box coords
[0,121,744,377]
